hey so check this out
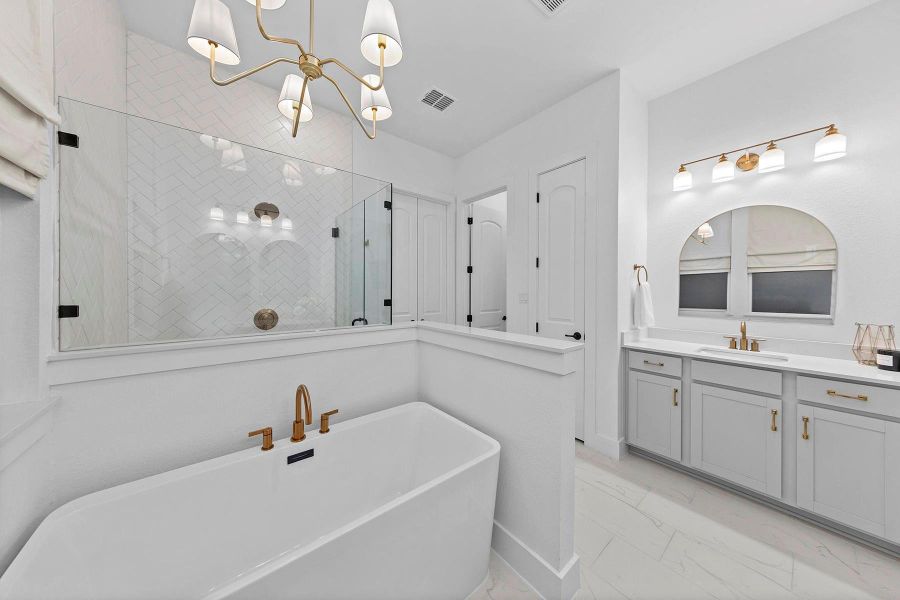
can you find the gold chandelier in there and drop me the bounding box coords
[187,0,402,140]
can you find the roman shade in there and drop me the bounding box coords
[0,0,59,198]
[746,206,836,272]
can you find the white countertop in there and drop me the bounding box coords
[624,337,900,389]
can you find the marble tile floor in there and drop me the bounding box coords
[472,445,900,599]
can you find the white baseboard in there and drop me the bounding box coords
[583,433,625,460]
[491,521,580,600]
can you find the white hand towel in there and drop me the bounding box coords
[633,282,656,329]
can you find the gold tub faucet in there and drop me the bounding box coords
[291,384,313,442]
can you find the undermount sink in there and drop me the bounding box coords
[697,346,790,362]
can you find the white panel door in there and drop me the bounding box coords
[470,199,507,330]
[691,384,782,497]
[797,406,900,540]
[627,371,681,461]
[537,160,585,438]
[391,193,417,322]
[417,199,449,323]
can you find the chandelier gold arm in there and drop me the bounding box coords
[321,72,377,140]
[208,43,299,86]
[255,0,307,58]
[290,75,310,138]
[320,45,386,91]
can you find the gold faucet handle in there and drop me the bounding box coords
[248,427,274,451]
[750,338,767,352]
[319,409,339,434]
[723,336,738,350]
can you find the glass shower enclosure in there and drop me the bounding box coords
[56,98,391,351]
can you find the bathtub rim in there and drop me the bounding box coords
[0,402,501,596]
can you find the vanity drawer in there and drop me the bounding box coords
[629,351,682,378]
[692,360,782,396]
[797,376,900,419]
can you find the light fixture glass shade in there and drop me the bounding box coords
[221,144,246,171]
[281,217,293,230]
[711,154,735,183]
[236,210,249,224]
[244,0,286,9]
[673,165,692,191]
[209,206,224,221]
[360,74,392,121]
[758,141,785,173]
[814,126,847,162]
[260,214,273,227]
[187,0,240,65]
[697,222,715,239]
[277,75,314,122]
[360,0,403,67]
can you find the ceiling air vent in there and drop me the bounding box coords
[530,0,571,17]
[421,88,456,112]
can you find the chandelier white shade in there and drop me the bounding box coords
[187,0,240,65]
[814,125,847,162]
[244,0,286,9]
[360,0,403,67]
[187,0,404,141]
[360,74,392,121]
[758,141,785,173]
[277,75,314,122]
[711,154,735,183]
[697,222,715,239]
[673,165,693,191]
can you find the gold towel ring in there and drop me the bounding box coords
[633,264,649,286]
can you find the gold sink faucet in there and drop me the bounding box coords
[291,384,313,442]
[740,320,749,351]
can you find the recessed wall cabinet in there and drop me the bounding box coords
[624,348,900,549]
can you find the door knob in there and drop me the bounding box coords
[565,331,582,341]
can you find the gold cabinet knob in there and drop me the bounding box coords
[801,416,810,440]
[248,426,274,451]
[319,409,339,434]
[770,409,778,432]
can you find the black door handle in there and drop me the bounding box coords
[565,331,582,341]
[502,315,507,321]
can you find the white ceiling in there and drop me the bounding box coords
[122,0,878,157]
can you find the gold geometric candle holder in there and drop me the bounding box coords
[852,323,896,366]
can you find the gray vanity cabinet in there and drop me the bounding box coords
[690,384,782,498]
[627,370,682,461]
[796,406,900,542]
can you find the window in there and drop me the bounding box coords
[751,270,833,315]
[680,272,728,310]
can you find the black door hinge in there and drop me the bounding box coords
[535,322,540,333]
[58,305,80,318]
[383,298,392,307]
[536,257,540,268]
[58,131,79,148]
[331,227,340,238]
[384,200,392,210]
[467,217,473,225]
[536,192,540,203]
[466,314,473,323]
[466,265,473,274]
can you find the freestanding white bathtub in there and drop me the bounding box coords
[0,402,500,600]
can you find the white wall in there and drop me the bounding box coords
[647,0,900,347]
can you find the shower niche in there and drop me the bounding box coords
[56,98,391,351]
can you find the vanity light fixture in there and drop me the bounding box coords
[814,125,848,162]
[187,0,402,140]
[260,214,273,227]
[672,165,693,191]
[236,210,250,224]
[758,141,785,173]
[672,123,847,191]
[711,154,735,183]
[281,217,293,230]
[210,206,225,221]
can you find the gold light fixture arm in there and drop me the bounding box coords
[322,72,377,140]
[208,43,299,87]
[680,123,836,168]
[320,44,386,91]
[290,75,310,138]
[255,0,307,58]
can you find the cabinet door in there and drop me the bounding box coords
[627,371,681,461]
[691,384,782,497]
[797,406,900,541]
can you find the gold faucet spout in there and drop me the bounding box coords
[292,384,313,442]
[739,321,749,351]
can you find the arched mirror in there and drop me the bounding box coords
[679,206,837,319]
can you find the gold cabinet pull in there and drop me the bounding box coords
[770,409,778,432]
[319,409,339,434]
[826,389,868,402]
[673,388,679,407]
[248,427,274,451]
[644,360,664,367]
[801,416,809,440]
